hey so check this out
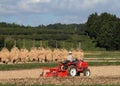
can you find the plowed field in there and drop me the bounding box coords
[0,66,120,85]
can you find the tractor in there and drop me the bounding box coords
[41,59,90,77]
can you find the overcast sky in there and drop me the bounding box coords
[0,0,120,26]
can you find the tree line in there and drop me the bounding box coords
[0,23,85,40]
[0,12,120,50]
[86,12,120,50]
[0,22,87,50]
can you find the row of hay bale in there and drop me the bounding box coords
[0,46,84,64]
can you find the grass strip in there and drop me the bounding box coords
[0,62,120,71]
[88,62,120,66]
[0,62,57,71]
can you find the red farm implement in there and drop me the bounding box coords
[41,59,90,77]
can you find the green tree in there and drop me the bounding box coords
[86,12,120,50]
[0,36,4,50]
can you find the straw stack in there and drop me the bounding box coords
[20,48,29,63]
[37,47,45,62]
[10,46,20,63]
[29,47,38,61]
[52,48,61,61]
[0,47,10,64]
[45,48,52,62]
[72,48,84,60]
[59,49,68,61]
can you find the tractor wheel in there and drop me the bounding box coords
[83,68,90,76]
[68,65,77,76]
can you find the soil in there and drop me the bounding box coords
[0,66,120,85]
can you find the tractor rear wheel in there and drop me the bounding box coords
[68,65,77,76]
[83,68,90,76]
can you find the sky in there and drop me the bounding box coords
[0,0,120,26]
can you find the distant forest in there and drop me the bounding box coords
[0,12,120,51]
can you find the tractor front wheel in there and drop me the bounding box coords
[68,65,77,76]
[83,68,90,76]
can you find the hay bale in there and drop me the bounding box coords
[29,47,38,62]
[10,46,20,63]
[0,47,10,64]
[37,47,45,62]
[44,48,52,62]
[72,48,84,60]
[59,49,68,61]
[20,48,29,63]
[52,48,61,62]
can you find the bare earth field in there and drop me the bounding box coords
[0,66,120,85]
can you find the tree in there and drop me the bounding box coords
[0,36,4,50]
[86,12,120,50]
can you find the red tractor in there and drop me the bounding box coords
[41,59,90,77]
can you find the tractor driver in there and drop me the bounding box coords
[61,51,75,69]
[66,51,75,62]
[61,51,77,70]
[66,51,79,65]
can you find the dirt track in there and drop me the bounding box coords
[0,66,120,85]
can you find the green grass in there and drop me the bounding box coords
[85,51,120,58]
[0,83,16,86]
[0,62,57,71]
[2,34,105,51]
[88,62,120,66]
[78,84,120,86]
[0,62,120,71]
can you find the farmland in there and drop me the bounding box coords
[0,13,120,85]
[0,66,120,85]
[0,51,120,85]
